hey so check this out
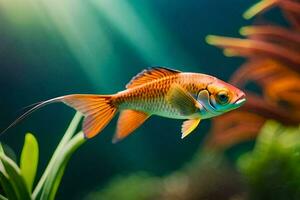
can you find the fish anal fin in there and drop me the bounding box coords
[113,110,149,143]
[126,67,181,89]
[167,84,201,116]
[181,118,201,139]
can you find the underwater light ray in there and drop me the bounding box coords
[39,0,119,91]
[90,0,196,67]
[0,0,45,27]
[0,0,119,91]
[90,0,158,62]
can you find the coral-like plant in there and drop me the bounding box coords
[205,0,300,149]
[0,112,85,200]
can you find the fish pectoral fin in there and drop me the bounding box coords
[181,118,201,139]
[167,84,201,116]
[198,90,213,109]
[113,110,150,143]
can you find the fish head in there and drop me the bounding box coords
[207,79,246,113]
[196,79,246,118]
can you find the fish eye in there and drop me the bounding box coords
[216,91,229,105]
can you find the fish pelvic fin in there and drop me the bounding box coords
[1,94,118,139]
[181,118,201,139]
[113,109,149,143]
[62,95,117,139]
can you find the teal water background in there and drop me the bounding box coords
[0,0,280,199]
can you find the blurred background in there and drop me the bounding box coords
[1,0,299,199]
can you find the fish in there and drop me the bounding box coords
[2,67,246,142]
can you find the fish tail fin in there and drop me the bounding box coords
[62,94,117,138]
[1,94,117,139]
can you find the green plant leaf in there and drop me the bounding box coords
[0,172,17,200]
[20,133,39,192]
[32,112,82,199]
[0,144,20,200]
[0,153,31,200]
[48,161,67,200]
[0,146,17,200]
[0,194,8,200]
[40,132,86,200]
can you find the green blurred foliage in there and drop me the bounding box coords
[85,152,246,200]
[238,121,300,200]
[85,173,162,200]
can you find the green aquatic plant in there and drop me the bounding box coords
[238,121,300,200]
[0,112,86,200]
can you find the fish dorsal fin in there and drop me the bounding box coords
[126,67,181,89]
[113,109,150,143]
[166,84,202,116]
[181,118,201,139]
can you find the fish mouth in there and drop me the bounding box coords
[234,94,246,106]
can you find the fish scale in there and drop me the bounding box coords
[114,73,213,119]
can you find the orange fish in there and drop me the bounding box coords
[2,67,246,142]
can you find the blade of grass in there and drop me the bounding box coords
[40,132,86,200]
[0,154,31,200]
[0,173,17,200]
[20,133,39,192]
[32,112,82,199]
[0,194,8,200]
[0,144,18,200]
